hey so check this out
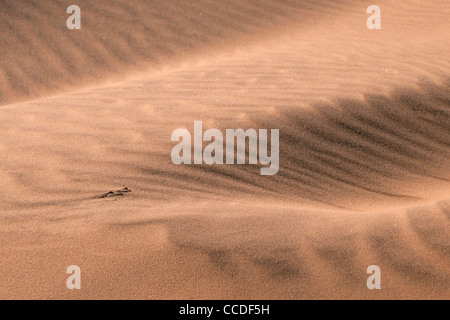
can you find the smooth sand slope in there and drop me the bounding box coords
[0,0,449,299]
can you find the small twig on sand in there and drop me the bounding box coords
[98,187,132,199]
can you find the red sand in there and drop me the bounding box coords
[0,0,449,299]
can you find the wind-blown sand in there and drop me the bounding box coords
[0,0,449,299]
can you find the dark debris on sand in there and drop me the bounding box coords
[98,187,132,198]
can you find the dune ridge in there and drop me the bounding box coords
[1,77,448,211]
[0,0,360,106]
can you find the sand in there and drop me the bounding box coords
[0,0,449,299]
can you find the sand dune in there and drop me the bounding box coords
[0,0,449,299]
[0,0,357,106]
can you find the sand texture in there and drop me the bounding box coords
[0,0,449,299]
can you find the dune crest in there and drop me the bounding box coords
[0,0,359,106]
